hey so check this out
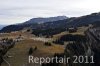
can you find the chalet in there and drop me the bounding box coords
[67,27,77,33]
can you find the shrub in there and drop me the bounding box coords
[28,47,33,55]
[44,42,52,46]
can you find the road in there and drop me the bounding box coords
[3,57,11,66]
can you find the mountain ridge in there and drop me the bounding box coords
[1,12,100,33]
[24,16,68,24]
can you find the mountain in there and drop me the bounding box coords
[39,12,100,28]
[24,16,68,24]
[66,12,100,27]
[0,16,68,33]
[0,25,6,30]
[1,12,100,33]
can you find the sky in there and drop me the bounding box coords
[0,0,100,25]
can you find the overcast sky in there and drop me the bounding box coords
[0,0,100,25]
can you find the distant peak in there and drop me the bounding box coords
[24,16,68,24]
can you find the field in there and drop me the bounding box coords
[1,26,88,66]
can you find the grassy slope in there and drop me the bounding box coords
[53,26,88,39]
[1,39,64,66]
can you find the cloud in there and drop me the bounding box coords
[0,0,100,25]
